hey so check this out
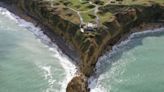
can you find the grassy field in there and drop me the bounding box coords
[47,0,164,25]
[118,0,164,5]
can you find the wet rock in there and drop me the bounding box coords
[66,74,88,92]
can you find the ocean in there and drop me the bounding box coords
[0,7,76,92]
[90,28,164,92]
[0,6,164,92]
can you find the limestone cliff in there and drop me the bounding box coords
[0,0,163,92]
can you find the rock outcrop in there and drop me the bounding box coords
[0,0,163,92]
[66,74,88,92]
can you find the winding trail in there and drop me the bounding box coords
[68,0,100,31]
[68,7,85,32]
[89,1,100,26]
[68,7,84,25]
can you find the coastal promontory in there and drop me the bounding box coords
[0,0,163,92]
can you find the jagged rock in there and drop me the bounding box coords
[0,0,163,92]
[66,74,88,92]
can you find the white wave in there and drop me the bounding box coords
[39,65,56,92]
[0,7,18,21]
[0,7,77,92]
[51,47,77,92]
[1,6,164,92]
[90,27,164,92]
[41,66,52,80]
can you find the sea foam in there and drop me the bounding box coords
[1,6,164,92]
[0,7,77,92]
[89,27,164,92]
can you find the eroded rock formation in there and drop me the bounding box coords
[0,0,163,92]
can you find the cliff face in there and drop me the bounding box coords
[1,0,82,63]
[0,0,163,92]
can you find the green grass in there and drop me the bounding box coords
[49,0,164,24]
[106,0,164,5]
[98,12,113,24]
[81,10,95,23]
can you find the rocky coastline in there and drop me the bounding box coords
[0,0,163,92]
[0,2,80,65]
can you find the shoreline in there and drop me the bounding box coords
[0,2,80,66]
[117,23,164,45]
[0,1,164,92]
[93,23,164,76]
[89,27,164,91]
[0,5,79,92]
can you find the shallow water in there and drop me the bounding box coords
[91,28,164,92]
[0,7,76,92]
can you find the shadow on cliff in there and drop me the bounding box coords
[93,3,164,78]
[91,28,164,84]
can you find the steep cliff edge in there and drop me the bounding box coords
[0,0,163,92]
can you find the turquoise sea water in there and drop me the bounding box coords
[0,7,76,92]
[91,28,164,92]
[0,6,164,92]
